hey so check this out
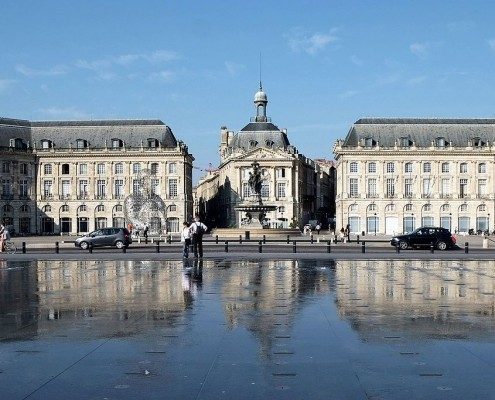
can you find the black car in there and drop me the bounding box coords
[390,227,456,250]
[75,227,132,249]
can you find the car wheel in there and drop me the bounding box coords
[80,241,89,250]
[399,241,408,250]
[437,241,447,251]
[115,240,124,249]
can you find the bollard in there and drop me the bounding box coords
[287,235,290,244]
[263,234,266,244]
[310,234,314,244]
[55,241,59,254]
[122,245,126,253]
[327,240,331,253]
[396,244,400,253]
[167,235,172,244]
[259,240,262,253]
[239,235,242,244]
[156,241,160,253]
[430,243,435,254]
[334,236,338,244]
[88,243,93,253]
[145,237,148,244]
[245,231,250,240]
[293,241,297,253]
[225,241,229,253]
[22,241,26,254]
[465,242,469,254]
[216,235,219,244]
[357,235,360,244]
[361,241,365,253]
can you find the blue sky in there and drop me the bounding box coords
[2,0,495,182]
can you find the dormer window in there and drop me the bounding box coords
[147,138,159,148]
[400,137,411,148]
[9,138,26,149]
[436,137,446,148]
[76,139,88,149]
[364,137,374,148]
[249,140,258,149]
[265,140,274,148]
[111,138,123,149]
[473,137,484,147]
[41,139,53,149]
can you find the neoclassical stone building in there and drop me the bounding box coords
[0,117,193,235]
[195,86,334,229]
[334,118,495,235]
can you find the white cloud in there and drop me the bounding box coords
[38,106,89,119]
[488,39,495,51]
[147,70,174,82]
[286,28,338,55]
[350,55,363,66]
[0,78,16,93]
[15,64,68,77]
[225,61,246,77]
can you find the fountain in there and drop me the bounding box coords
[234,162,277,228]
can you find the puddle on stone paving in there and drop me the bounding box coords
[1,258,495,399]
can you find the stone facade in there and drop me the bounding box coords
[0,118,193,235]
[195,86,334,229]
[334,118,495,235]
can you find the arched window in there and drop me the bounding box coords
[478,163,486,173]
[61,205,69,212]
[404,162,413,173]
[423,204,432,212]
[20,205,30,213]
[43,205,52,212]
[385,204,395,212]
[169,204,177,212]
[459,163,468,173]
[349,203,358,212]
[265,140,274,148]
[404,204,413,212]
[249,140,258,149]
[3,204,13,213]
[441,162,450,173]
[61,163,70,174]
[460,204,468,212]
[367,204,377,212]
[440,204,450,212]
[115,204,123,212]
[79,205,87,212]
[478,204,486,212]
[96,205,105,212]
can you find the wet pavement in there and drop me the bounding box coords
[1,258,495,399]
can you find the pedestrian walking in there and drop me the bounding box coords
[181,221,192,258]
[316,222,321,235]
[143,225,149,240]
[0,221,5,253]
[190,214,207,258]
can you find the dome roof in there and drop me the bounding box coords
[254,90,267,103]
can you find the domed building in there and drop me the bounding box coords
[195,85,335,229]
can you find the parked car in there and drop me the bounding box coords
[390,227,456,250]
[75,227,132,250]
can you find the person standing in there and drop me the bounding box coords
[181,221,192,258]
[190,214,207,258]
[143,225,149,240]
[316,222,321,235]
[0,221,5,253]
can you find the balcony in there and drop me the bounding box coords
[347,193,360,198]
[113,194,125,200]
[95,195,107,200]
[366,193,379,199]
[1,194,13,200]
[77,194,89,200]
[385,193,397,199]
[440,194,452,199]
[421,194,431,199]
[41,194,53,200]
[476,194,490,199]
[458,194,468,199]
[59,194,71,200]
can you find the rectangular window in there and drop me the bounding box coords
[442,163,450,173]
[115,163,124,174]
[367,178,376,197]
[2,162,10,174]
[2,180,11,197]
[459,178,468,198]
[386,162,395,173]
[349,178,358,197]
[168,163,177,174]
[242,182,251,198]
[460,163,468,173]
[276,168,286,178]
[19,179,28,197]
[478,179,487,197]
[404,178,413,197]
[133,163,141,174]
[277,182,286,198]
[368,163,376,173]
[115,179,124,197]
[20,163,28,175]
[133,179,141,195]
[151,163,159,175]
[44,164,52,175]
[151,179,159,195]
[422,217,434,227]
[423,163,431,173]
[422,178,431,197]
[386,178,395,197]
[168,178,178,198]
[350,162,358,173]
[61,180,71,198]
[458,217,470,233]
[97,163,105,174]
[97,179,106,198]
[79,163,87,175]
[43,180,53,197]
[261,182,269,198]
[441,178,450,196]
[79,180,88,199]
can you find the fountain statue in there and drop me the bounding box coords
[235,162,277,228]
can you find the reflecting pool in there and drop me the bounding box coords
[1,259,494,399]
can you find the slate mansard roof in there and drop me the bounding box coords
[342,118,495,148]
[0,118,178,149]
[229,121,291,151]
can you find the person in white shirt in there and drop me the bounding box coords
[181,221,192,258]
[190,214,207,258]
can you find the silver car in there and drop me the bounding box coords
[75,227,132,249]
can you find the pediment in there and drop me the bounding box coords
[235,147,293,161]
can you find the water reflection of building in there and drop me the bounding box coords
[334,260,495,340]
[221,260,334,357]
